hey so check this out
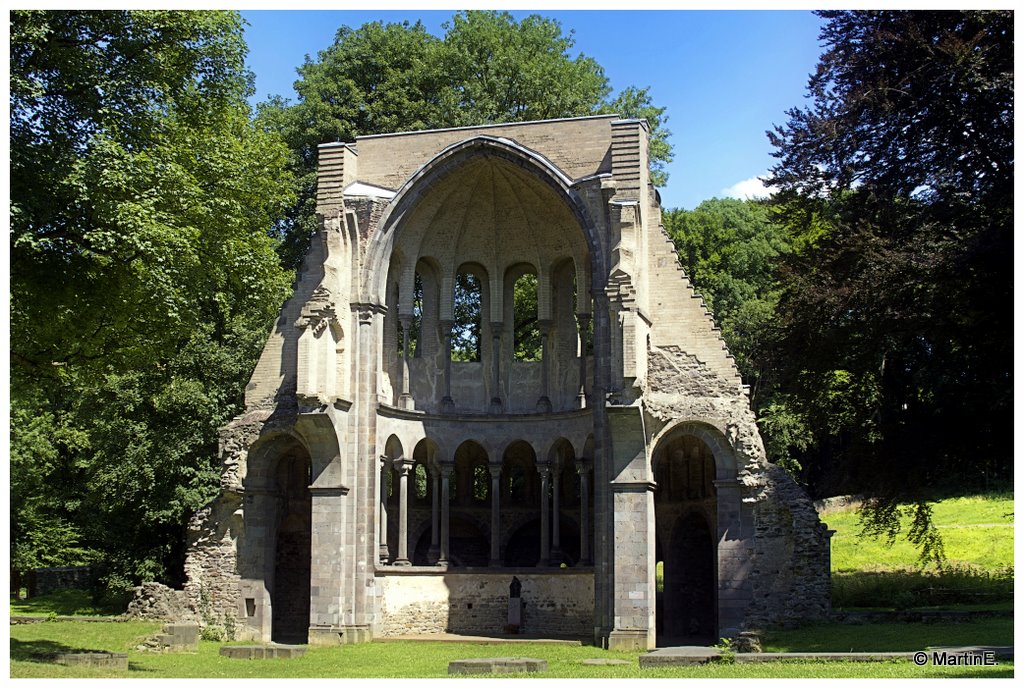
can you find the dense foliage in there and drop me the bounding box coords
[9,10,295,592]
[764,10,1013,557]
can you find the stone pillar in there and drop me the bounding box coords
[440,319,455,413]
[378,457,390,564]
[428,466,440,564]
[439,463,453,566]
[537,464,551,566]
[307,486,349,644]
[607,480,656,651]
[488,464,502,566]
[398,316,414,409]
[489,325,503,414]
[714,478,752,637]
[577,313,590,408]
[551,463,563,562]
[392,458,414,566]
[576,460,591,566]
[536,320,552,412]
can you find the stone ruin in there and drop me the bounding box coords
[184,114,832,650]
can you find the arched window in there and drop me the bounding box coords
[472,464,489,502]
[513,272,541,361]
[507,464,528,504]
[395,272,423,357]
[453,271,482,362]
[414,462,428,500]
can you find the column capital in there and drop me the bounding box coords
[393,457,415,474]
[537,463,552,478]
[488,463,503,479]
[574,459,591,475]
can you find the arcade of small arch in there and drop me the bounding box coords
[377,425,594,570]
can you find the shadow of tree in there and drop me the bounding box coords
[11,638,87,662]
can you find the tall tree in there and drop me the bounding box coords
[10,10,294,591]
[766,10,1012,558]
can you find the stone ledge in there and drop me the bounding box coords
[639,646,722,667]
[219,645,307,659]
[448,657,549,674]
[37,651,128,669]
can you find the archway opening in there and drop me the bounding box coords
[653,434,717,645]
[271,449,312,644]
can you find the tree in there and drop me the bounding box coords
[260,10,674,268]
[10,10,295,592]
[766,10,1012,559]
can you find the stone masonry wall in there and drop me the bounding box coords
[354,115,618,191]
[183,492,243,631]
[745,464,832,628]
[377,571,594,637]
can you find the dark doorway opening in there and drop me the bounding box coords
[271,452,311,644]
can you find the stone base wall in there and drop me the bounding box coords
[745,465,832,628]
[377,570,594,637]
[183,493,243,629]
[29,566,97,597]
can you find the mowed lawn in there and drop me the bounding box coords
[8,623,1013,679]
[10,493,1014,678]
[823,493,1014,573]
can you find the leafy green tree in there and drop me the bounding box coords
[10,10,294,592]
[766,10,1012,559]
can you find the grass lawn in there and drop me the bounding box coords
[10,588,125,617]
[825,493,1014,573]
[10,492,1014,678]
[8,623,1013,678]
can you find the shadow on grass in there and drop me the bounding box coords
[833,566,1014,610]
[10,589,124,617]
[11,638,101,663]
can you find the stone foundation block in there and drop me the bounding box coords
[448,657,549,674]
[218,645,307,659]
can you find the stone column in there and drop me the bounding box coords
[439,463,453,566]
[577,313,591,408]
[489,325,503,414]
[551,462,562,562]
[307,486,349,643]
[537,464,551,566]
[378,457,390,564]
[440,319,455,412]
[714,478,751,637]
[428,466,440,564]
[488,463,502,566]
[576,460,591,566]
[393,458,414,566]
[536,320,552,412]
[398,316,414,409]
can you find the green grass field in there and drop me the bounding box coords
[823,492,1014,609]
[9,492,1014,678]
[825,493,1014,573]
[7,623,1013,678]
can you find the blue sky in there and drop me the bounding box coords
[241,9,825,210]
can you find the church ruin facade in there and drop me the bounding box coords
[184,114,832,649]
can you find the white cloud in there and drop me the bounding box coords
[720,175,776,200]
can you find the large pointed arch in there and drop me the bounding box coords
[361,136,603,307]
